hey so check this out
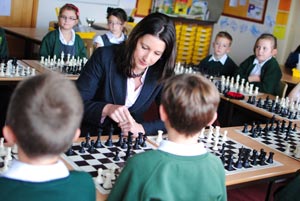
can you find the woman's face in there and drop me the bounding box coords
[132,34,166,71]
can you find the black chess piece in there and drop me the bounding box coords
[133,139,140,150]
[293,123,297,132]
[266,152,274,164]
[95,128,103,148]
[79,141,86,153]
[242,123,248,133]
[105,125,114,147]
[66,146,74,156]
[127,132,133,145]
[115,132,123,147]
[113,150,120,161]
[124,144,132,161]
[225,154,234,171]
[234,155,243,169]
[84,132,91,148]
[137,132,144,145]
[121,138,128,149]
[141,135,147,148]
[88,140,96,153]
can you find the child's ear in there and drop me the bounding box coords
[2,125,17,144]
[207,112,218,126]
[73,128,81,142]
[272,48,278,56]
[159,104,168,122]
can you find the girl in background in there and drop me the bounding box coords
[93,7,127,48]
[40,3,87,59]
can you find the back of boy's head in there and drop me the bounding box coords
[253,33,277,52]
[216,31,233,45]
[161,74,220,136]
[106,7,127,23]
[5,72,83,158]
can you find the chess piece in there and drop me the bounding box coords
[79,141,86,153]
[266,152,274,164]
[105,125,114,147]
[96,168,104,184]
[88,140,96,153]
[113,150,120,161]
[0,137,6,156]
[221,130,228,142]
[156,130,163,145]
[103,172,113,189]
[95,127,103,148]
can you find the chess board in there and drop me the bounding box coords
[242,96,300,121]
[39,55,88,76]
[0,59,36,78]
[61,136,156,195]
[236,122,300,161]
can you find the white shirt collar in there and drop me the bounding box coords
[208,54,228,65]
[253,56,272,66]
[58,27,75,45]
[1,159,69,182]
[158,140,207,156]
[106,32,126,43]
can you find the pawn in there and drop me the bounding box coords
[88,140,96,153]
[141,135,147,148]
[121,138,128,149]
[133,139,140,150]
[266,152,274,164]
[96,168,104,184]
[113,150,120,161]
[66,146,74,156]
[242,123,248,133]
[110,167,116,180]
[103,172,113,189]
[79,141,86,153]
[221,130,228,142]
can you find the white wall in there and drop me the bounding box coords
[211,0,280,65]
[36,0,137,28]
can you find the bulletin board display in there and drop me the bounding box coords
[59,0,119,5]
[222,0,268,24]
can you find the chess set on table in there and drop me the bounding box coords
[243,95,300,121]
[0,59,36,78]
[60,126,282,195]
[39,54,88,76]
[238,117,300,161]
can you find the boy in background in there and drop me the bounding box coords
[198,31,237,77]
[0,72,95,201]
[235,33,282,96]
[107,74,226,201]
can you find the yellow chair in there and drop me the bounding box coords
[279,80,288,98]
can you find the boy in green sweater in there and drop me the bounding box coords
[0,72,95,201]
[108,74,226,201]
[235,33,282,96]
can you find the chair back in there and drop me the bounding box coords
[279,81,288,98]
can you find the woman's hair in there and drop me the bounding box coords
[117,12,177,81]
[59,3,80,19]
[106,7,127,23]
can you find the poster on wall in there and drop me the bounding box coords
[0,0,11,16]
[223,0,268,23]
[59,0,119,5]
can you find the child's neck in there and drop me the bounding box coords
[167,130,199,145]
[18,148,59,165]
[60,27,73,43]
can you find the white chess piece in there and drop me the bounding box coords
[284,144,291,155]
[96,168,104,184]
[222,130,228,142]
[0,157,9,173]
[207,126,213,142]
[0,137,6,156]
[6,147,12,161]
[103,172,113,189]
[199,127,205,139]
[294,144,300,158]
[110,167,116,180]
[156,130,163,145]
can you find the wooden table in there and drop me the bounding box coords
[2,26,106,59]
[281,65,300,86]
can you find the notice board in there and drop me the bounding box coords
[222,0,268,23]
